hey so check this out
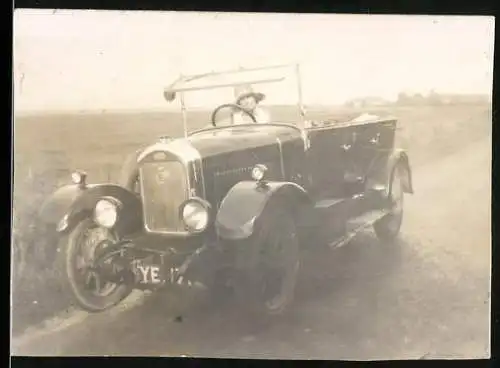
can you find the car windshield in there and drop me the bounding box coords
[163,64,305,134]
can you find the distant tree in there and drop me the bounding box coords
[427,90,442,105]
[412,93,425,105]
[345,100,355,108]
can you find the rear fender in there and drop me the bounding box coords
[388,149,414,194]
[215,181,311,241]
[38,183,143,236]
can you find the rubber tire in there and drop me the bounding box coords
[54,218,133,312]
[234,208,300,317]
[374,164,404,243]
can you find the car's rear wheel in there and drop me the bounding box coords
[55,218,132,312]
[374,164,405,243]
[235,208,300,316]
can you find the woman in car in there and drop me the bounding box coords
[232,85,271,124]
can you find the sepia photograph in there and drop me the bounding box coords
[11,10,494,359]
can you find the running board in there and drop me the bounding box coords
[314,198,345,209]
[329,209,389,249]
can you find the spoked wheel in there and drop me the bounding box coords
[236,209,300,316]
[374,164,405,243]
[56,218,132,312]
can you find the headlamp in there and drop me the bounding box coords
[180,198,211,233]
[94,198,120,228]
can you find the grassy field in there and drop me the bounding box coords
[13,104,492,185]
[11,103,492,335]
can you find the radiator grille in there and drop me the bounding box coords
[139,161,188,233]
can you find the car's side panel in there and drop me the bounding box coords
[302,118,403,218]
[203,144,284,210]
[278,135,308,187]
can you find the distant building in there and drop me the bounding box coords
[396,91,490,106]
[345,96,391,108]
[434,93,490,105]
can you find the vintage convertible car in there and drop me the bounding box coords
[38,64,413,315]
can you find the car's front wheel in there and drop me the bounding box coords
[55,218,133,312]
[235,208,300,316]
[374,164,405,243]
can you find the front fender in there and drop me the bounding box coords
[215,181,311,241]
[118,148,143,190]
[38,183,143,236]
[388,149,414,194]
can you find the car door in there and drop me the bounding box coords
[305,124,350,199]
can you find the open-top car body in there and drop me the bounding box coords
[38,64,414,315]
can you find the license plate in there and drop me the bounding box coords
[131,256,168,286]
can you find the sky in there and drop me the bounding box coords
[13,10,495,112]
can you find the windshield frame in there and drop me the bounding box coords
[163,63,305,136]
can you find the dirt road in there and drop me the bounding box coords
[11,138,491,359]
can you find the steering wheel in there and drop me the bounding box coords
[210,103,257,127]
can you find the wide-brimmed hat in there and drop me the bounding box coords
[234,85,266,104]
